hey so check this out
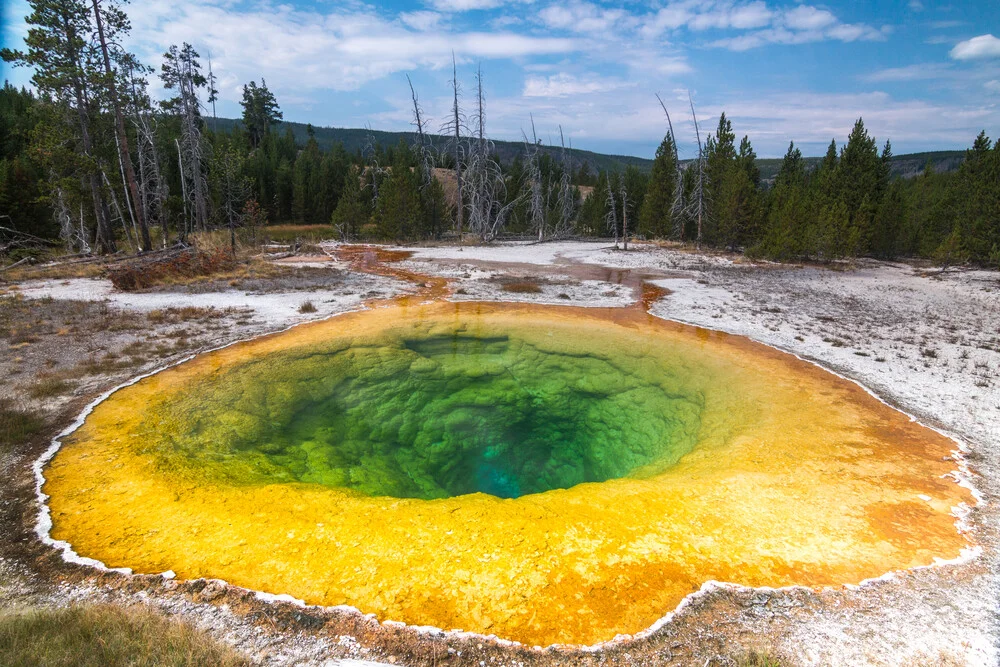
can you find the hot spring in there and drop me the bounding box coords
[43,302,971,646]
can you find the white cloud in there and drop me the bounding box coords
[538,2,628,34]
[908,0,924,11]
[119,0,578,99]
[400,11,443,31]
[637,2,884,51]
[783,6,836,31]
[523,73,630,97]
[687,1,773,31]
[641,5,695,38]
[928,20,964,29]
[986,80,1000,94]
[711,16,885,51]
[950,34,1000,61]
[864,63,952,83]
[426,0,504,11]
[826,23,883,42]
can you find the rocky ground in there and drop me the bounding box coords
[1,241,997,666]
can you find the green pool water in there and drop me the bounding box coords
[143,325,707,499]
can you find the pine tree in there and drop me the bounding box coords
[240,79,282,149]
[90,0,150,250]
[756,141,810,260]
[331,164,369,240]
[2,0,116,251]
[638,132,678,239]
[161,42,208,234]
[374,143,421,241]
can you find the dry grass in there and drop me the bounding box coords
[0,604,248,667]
[298,300,317,313]
[27,376,76,399]
[261,224,336,244]
[0,398,45,451]
[147,306,240,325]
[501,280,543,294]
[107,249,238,291]
[737,652,785,666]
[3,259,107,283]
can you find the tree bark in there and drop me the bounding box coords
[451,55,463,243]
[63,14,114,254]
[91,0,151,251]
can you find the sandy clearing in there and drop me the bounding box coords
[8,273,413,329]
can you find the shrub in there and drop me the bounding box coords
[502,281,543,294]
[298,301,318,314]
[107,249,237,291]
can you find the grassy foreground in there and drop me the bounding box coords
[0,605,248,667]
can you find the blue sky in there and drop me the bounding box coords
[2,0,999,158]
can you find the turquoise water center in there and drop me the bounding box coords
[148,326,705,499]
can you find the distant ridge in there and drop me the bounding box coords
[212,117,967,181]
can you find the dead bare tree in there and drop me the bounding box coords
[175,138,189,240]
[216,145,250,254]
[606,173,619,248]
[688,91,705,246]
[0,218,57,259]
[101,169,137,252]
[522,115,546,241]
[128,64,168,247]
[52,183,89,253]
[440,53,467,241]
[90,0,151,251]
[406,74,435,189]
[162,44,209,234]
[462,65,520,243]
[655,93,686,241]
[552,126,577,239]
[207,54,219,134]
[619,173,629,250]
[362,126,387,208]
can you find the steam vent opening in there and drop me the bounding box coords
[44,301,972,647]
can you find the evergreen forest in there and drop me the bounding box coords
[1,0,998,267]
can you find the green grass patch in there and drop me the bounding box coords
[0,398,45,451]
[0,604,248,667]
[738,652,784,666]
[28,377,76,399]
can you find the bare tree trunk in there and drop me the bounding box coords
[476,63,485,145]
[63,15,114,253]
[620,173,628,250]
[656,93,686,241]
[523,114,544,242]
[689,92,704,247]
[451,54,463,243]
[102,169,136,252]
[208,54,218,134]
[606,174,618,248]
[176,138,189,242]
[91,0,151,251]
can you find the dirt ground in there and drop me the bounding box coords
[1,241,997,666]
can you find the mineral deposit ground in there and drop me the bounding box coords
[2,241,998,666]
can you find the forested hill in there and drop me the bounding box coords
[213,117,967,181]
[210,117,653,175]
